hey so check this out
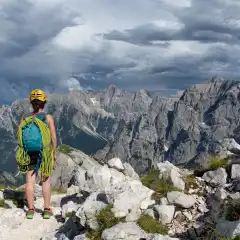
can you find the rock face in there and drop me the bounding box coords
[50,148,102,190]
[157,162,186,191]
[76,191,108,230]
[231,164,240,179]
[154,205,175,224]
[0,152,240,240]
[0,171,17,186]
[167,192,196,209]
[2,77,240,175]
[101,222,146,240]
[202,168,227,187]
[0,209,63,240]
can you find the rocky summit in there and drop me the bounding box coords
[2,77,240,175]
[0,147,240,240]
[2,76,240,239]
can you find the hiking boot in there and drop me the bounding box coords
[26,209,35,219]
[43,208,53,219]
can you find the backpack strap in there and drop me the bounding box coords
[22,112,48,125]
[21,113,30,121]
[19,113,31,127]
[33,111,46,120]
[37,112,48,125]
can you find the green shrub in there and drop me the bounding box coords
[205,200,240,239]
[183,174,204,196]
[137,215,168,235]
[64,211,76,220]
[0,199,4,208]
[141,170,180,199]
[58,144,72,155]
[141,170,160,188]
[225,199,240,221]
[152,179,180,196]
[183,174,198,191]
[86,205,125,240]
[193,156,230,177]
[0,185,25,208]
[209,156,228,170]
[0,199,11,209]
[205,223,240,240]
[0,184,20,191]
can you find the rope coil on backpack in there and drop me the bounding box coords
[16,115,54,177]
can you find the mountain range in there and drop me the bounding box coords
[1,76,240,176]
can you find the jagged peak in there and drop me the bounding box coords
[210,75,225,83]
[181,76,228,96]
[136,89,150,96]
[133,89,151,99]
[107,84,120,91]
[104,84,124,99]
[200,76,239,88]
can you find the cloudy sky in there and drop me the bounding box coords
[0,0,240,103]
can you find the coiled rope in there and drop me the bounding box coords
[16,116,53,177]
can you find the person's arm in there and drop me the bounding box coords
[46,114,57,157]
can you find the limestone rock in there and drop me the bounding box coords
[67,186,80,196]
[143,209,155,218]
[157,161,185,190]
[107,158,124,171]
[167,191,196,209]
[202,168,227,187]
[216,220,240,238]
[0,191,3,200]
[146,234,179,239]
[73,233,89,240]
[75,192,108,230]
[160,197,168,205]
[105,178,153,217]
[231,164,240,179]
[154,205,175,224]
[215,187,227,200]
[101,222,146,240]
[123,162,139,180]
[50,152,78,190]
[62,201,80,217]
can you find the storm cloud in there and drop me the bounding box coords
[0,0,240,103]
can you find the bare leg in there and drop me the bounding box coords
[26,170,36,210]
[42,176,51,209]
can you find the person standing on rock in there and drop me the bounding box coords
[16,89,57,219]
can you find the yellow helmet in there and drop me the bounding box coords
[30,89,47,103]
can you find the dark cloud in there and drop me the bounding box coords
[0,1,77,58]
[102,25,172,46]
[1,0,240,104]
[104,3,240,45]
